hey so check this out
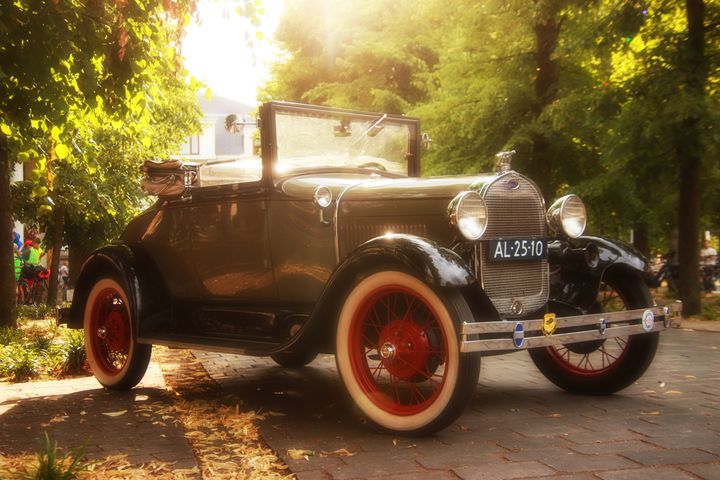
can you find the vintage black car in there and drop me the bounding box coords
[63,101,680,436]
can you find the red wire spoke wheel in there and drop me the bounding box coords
[544,280,633,377]
[348,284,449,416]
[336,271,480,435]
[529,274,659,394]
[84,277,151,390]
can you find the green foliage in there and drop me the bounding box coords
[54,329,87,376]
[33,433,85,480]
[17,304,57,321]
[0,0,213,321]
[265,0,720,254]
[262,0,438,113]
[0,326,23,346]
[0,343,41,381]
[0,323,86,381]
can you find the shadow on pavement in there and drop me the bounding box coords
[0,386,196,468]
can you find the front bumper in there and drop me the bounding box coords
[460,301,682,353]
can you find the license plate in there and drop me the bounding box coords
[488,238,546,261]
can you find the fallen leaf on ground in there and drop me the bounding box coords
[320,448,356,457]
[287,449,314,460]
[641,411,661,416]
[102,410,127,417]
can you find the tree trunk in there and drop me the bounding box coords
[531,13,561,198]
[67,235,96,288]
[632,223,650,257]
[0,135,17,328]
[677,0,707,315]
[45,206,64,307]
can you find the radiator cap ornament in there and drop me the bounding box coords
[495,150,516,174]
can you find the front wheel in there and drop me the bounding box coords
[529,274,659,394]
[84,277,151,390]
[335,271,480,436]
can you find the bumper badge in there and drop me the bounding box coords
[598,318,607,335]
[641,309,655,332]
[513,322,525,348]
[542,313,557,336]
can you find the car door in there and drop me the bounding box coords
[185,154,276,302]
[187,183,276,301]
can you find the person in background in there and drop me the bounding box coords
[12,231,22,254]
[25,238,45,266]
[700,240,717,293]
[12,235,22,281]
[58,262,70,301]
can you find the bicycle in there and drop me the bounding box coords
[16,264,50,305]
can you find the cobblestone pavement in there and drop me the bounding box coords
[0,354,198,469]
[194,329,720,480]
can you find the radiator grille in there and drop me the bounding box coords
[479,173,548,317]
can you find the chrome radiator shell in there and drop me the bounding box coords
[478,172,549,317]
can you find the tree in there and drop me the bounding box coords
[0,0,199,327]
[262,0,439,113]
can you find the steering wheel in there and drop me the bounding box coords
[357,161,387,172]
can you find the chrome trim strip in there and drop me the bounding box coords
[333,181,364,264]
[460,301,682,353]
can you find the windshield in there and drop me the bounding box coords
[274,110,412,176]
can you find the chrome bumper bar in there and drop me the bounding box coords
[460,301,682,353]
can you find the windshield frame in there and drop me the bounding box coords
[259,101,421,186]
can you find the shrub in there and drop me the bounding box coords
[17,304,56,321]
[0,326,23,346]
[54,329,86,375]
[0,343,41,381]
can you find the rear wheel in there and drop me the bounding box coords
[529,274,659,394]
[336,271,480,436]
[84,277,151,390]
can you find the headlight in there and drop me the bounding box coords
[313,185,333,208]
[448,191,488,240]
[547,194,587,238]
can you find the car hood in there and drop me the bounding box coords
[279,173,499,201]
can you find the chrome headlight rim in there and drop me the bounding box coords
[313,185,333,208]
[448,190,488,241]
[547,194,587,238]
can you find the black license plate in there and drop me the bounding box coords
[488,238,547,261]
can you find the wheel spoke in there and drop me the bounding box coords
[547,279,637,376]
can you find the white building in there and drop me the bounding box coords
[179,95,257,162]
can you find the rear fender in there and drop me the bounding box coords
[68,244,170,334]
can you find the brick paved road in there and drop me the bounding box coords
[0,356,198,469]
[195,329,720,480]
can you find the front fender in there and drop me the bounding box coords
[277,234,481,355]
[68,243,170,332]
[551,235,653,310]
[340,233,476,287]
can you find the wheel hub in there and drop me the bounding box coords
[378,319,434,381]
[379,342,396,360]
[102,309,130,352]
